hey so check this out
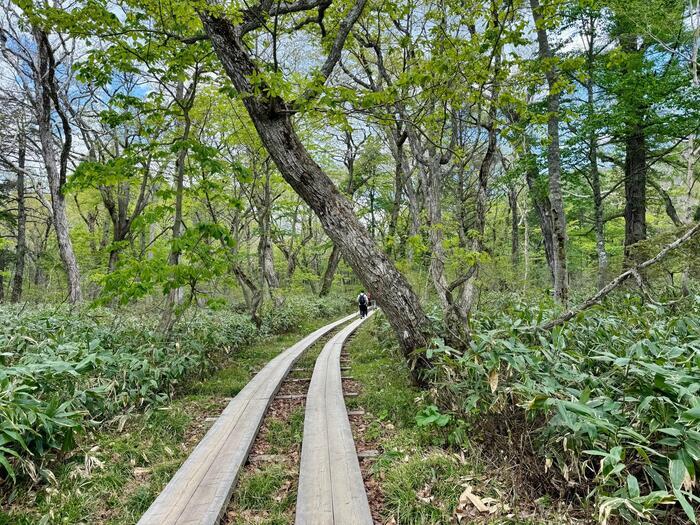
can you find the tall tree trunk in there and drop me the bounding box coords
[11,130,27,302]
[33,26,82,303]
[388,146,404,249]
[591,153,608,289]
[201,13,432,373]
[584,16,608,289]
[387,125,420,260]
[521,199,530,283]
[460,34,502,314]
[459,119,497,314]
[530,0,569,305]
[160,81,191,332]
[619,36,648,263]
[682,2,700,294]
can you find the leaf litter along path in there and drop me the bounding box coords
[137,311,378,525]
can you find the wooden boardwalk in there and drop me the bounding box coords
[295,310,375,525]
[137,312,358,525]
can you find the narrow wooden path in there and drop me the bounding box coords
[137,312,357,525]
[295,310,375,525]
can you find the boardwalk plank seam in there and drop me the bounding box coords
[137,312,358,525]
[296,311,375,525]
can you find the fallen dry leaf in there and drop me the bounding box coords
[488,369,499,393]
[416,483,434,504]
[133,467,151,478]
[460,485,488,513]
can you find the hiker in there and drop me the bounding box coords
[366,291,372,308]
[357,291,368,318]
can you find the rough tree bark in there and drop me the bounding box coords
[619,35,648,263]
[33,26,82,303]
[200,8,432,374]
[11,128,27,302]
[624,125,647,257]
[530,0,569,304]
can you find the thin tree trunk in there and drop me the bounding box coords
[0,251,5,302]
[524,149,555,279]
[521,199,530,283]
[33,26,82,303]
[388,146,404,248]
[509,186,519,268]
[257,168,279,292]
[320,245,342,296]
[682,2,700,294]
[585,17,608,289]
[160,81,192,332]
[11,130,27,302]
[530,0,569,305]
[201,13,432,373]
[460,39,502,315]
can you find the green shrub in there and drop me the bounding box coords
[423,293,700,524]
[0,295,350,485]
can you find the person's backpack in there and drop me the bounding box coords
[359,294,367,306]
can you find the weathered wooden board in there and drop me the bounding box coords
[137,312,358,525]
[295,311,374,525]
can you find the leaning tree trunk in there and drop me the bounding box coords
[33,26,82,303]
[200,13,432,373]
[11,132,27,302]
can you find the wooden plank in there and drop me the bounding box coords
[137,312,358,525]
[296,310,374,525]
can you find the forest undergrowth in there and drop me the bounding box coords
[402,287,700,524]
[0,294,350,523]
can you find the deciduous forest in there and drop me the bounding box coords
[0,0,699,523]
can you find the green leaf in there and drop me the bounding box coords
[673,489,697,524]
[0,452,15,482]
[669,458,687,491]
[682,406,700,421]
[627,474,640,498]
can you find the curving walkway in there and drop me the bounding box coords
[137,312,358,525]
[295,310,375,525]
